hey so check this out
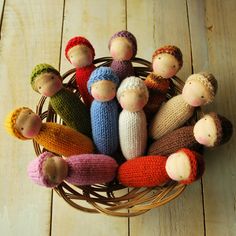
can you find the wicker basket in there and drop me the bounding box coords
[33,57,196,217]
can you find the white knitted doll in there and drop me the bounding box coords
[149,72,218,140]
[117,76,149,160]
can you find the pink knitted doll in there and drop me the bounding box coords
[108,30,137,81]
[118,148,205,187]
[65,36,96,107]
[27,152,118,187]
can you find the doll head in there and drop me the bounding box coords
[87,67,119,102]
[27,152,68,188]
[117,76,149,112]
[30,64,63,97]
[5,107,42,140]
[165,148,205,185]
[193,112,233,147]
[108,30,137,61]
[182,72,218,107]
[152,45,183,78]
[65,36,95,68]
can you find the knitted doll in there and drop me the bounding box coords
[117,76,149,160]
[88,67,120,155]
[118,148,205,187]
[27,152,118,187]
[65,36,95,107]
[30,63,91,137]
[148,112,233,156]
[149,72,218,140]
[144,45,183,120]
[108,30,137,81]
[5,107,94,156]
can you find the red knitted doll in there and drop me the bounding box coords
[65,36,96,107]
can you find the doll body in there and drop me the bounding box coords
[109,30,137,81]
[117,77,149,159]
[27,152,118,188]
[65,36,96,107]
[144,46,183,119]
[149,72,218,140]
[88,67,120,155]
[118,148,205,187]
[148,113,233,156]
[30,64,91,137]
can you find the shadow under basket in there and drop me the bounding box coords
[33,57,199,217]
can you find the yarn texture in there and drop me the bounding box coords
[110,60,134,81]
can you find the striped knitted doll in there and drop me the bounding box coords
[65,36,95,107]
[117,76,149,160]
[5,107,94,157]
[149,72,218,140]
[30,64,91,137]
[148,112,233,156]
[118,148,205,187]
[88,67,120,155]
[144,45,183,120]
[108,30,137,81]
[27,152,118,187]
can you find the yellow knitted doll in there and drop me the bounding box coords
[5,107,94,156]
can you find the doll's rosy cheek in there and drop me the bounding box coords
[110,49,116,58]
[91,88,100,100]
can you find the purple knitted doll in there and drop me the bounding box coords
[108,30,137,81]
[87,67,120,155]
[27,152,118,187]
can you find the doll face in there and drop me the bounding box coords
[165,151,191,182]
[67,45,93,68]
[91,80,117,102]
[152,53,180,78]
[182,75,211,107]
[119,89,148,112]
[42,156,68,186]
[193,115,217,147]
[35,72,62,97]
[15,108,42,139]
[110,37,133,60]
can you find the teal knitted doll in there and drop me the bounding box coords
[30,64,91,137]
[88,67,120,155]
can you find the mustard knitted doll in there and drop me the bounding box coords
[149,72,218,140]
[30,64,91,137]
[117,76,149,160]
[144,45,183,120]
[5,107,94,157]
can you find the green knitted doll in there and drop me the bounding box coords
[30,64,91,137]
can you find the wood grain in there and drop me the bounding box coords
[127,0,204,235]
[0,0,64,235]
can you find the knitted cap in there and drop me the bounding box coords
[177,148,205,185]
[186,72,218,103]
[65,36,95,61]
[208,112,233,146]
[27,152,58,188]
[152,45,183,69]
[5,107,31,140]
[30,64,61,92]
[87,67,120,94]
[117,76,149,101]
[108,30,137,58]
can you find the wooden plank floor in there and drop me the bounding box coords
[0,0,235,235]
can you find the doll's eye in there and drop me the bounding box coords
[39,86,42,89]
[21,127,24,130]
[208,134,211,137]
[189,82,192,84]
[173,65,176,68]
[51,76,54,79]
[139,94,143,98]
[28,112,31,115]
[158,57,161,60]
[201,95,204,98]
[205,118,207,121]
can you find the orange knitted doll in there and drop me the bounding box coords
[144,45,183,120]
[118,148,205,187]
[5,107,94,156]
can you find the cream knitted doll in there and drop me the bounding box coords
[117,76,149,160]
[149,72,218,140]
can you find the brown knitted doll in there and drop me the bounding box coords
[144,45,183,120]
[149,72,218,140]
[148,112,233,156]
[5,107,94,157]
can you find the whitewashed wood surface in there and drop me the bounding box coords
[0,0,235,236]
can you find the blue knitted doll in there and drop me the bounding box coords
[88,67,120,155]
